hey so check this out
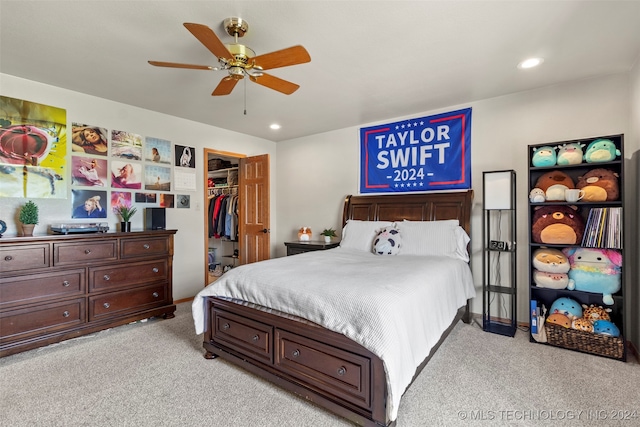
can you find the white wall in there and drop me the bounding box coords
[0,74,277,301]
[628,57,640,351]
[276,73,632,327]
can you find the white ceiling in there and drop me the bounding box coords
[2,1,640,142]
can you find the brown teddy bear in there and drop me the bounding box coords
[534,170,575,201]
[532,205,584,244]
[575,168,619,201]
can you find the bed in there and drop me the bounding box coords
[192,190,475,427]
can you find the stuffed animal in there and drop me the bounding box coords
[372,226,402,255]
[532,205,584,245]
[563,247,622,305]
[531,146,557,167]
[584,139,621,163]
[571,317,594,333]
[298,227,312,241]
[556,142,584,165]
[532,248,572,289]
[534,170,575,201]
[549,297,583,320]
[529,188,546,203]
[546,313,571,328]
[593,320,620,337]
[582,304,612,322]
[575,168,619,202]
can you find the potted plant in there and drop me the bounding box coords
[114,205,137,232]
[18,200,39,236]
[320,228,337,243]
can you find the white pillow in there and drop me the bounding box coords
[396,220,470,261]
[340,220,393,252]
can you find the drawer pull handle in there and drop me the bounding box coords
[152,267,159,273]
[62,281,70,287]
[143,244,150,249]
[252,335,259,342]
[85,249,91,255]
[292,350,300,358]
[4,255,13,261]
[337,366,347,376]
[103,274,110,281]
[222,323,230,330]
[103,302,110,309]
[62,311,70,318]
[152,292,159,298]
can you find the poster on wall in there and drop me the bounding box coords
[144,164,171,191]
[111,130,142,160]
[0,95,67,198]
[71,156,107,187]
[71,189,107,218]
[359,108,472,193]
[111,160,142,189]
[145,137,171,164]
[71,123,108,156]
[174,144,195,168]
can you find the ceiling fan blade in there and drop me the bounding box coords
[251,45,311,70]
[184,23,233,60]
[212,77,239,96]
[148,60,213,70]
[249,73,300,95]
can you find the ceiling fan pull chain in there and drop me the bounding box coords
[244,77,247,115]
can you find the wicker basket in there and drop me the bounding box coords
[545,323,624,360]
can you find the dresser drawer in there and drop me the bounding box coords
[0,298,86,343]
[275,329,371,409]
[89,284,167,321]
[89,259,167,292]
[0,244,49,273]
[0,269,85,309]
[213,309,273,363]
[121,236,170,259]
[54,241,117,265]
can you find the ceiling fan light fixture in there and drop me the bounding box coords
[229,66,245,79]
[518,57,544,69]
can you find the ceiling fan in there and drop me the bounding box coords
[148,17,311,96]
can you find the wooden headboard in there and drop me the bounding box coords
[342,190,474,235]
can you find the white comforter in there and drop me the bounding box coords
[192,247,476,422]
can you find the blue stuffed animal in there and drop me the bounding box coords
[593,320,620,337]
[532,146,557,167]
[549,297,583,320]
[584,139,620,163]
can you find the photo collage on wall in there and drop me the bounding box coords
[69,121,196,219]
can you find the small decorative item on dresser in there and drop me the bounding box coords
[18,200,39,236]
[320,228,337,243]
[298,227,312,241]
[0,219,7,237]
[114,205,137,232]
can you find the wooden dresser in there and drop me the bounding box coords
[0,230,177,357]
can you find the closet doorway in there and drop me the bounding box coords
[203,148,270,286]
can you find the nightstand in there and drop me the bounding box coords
[284,240,340,256]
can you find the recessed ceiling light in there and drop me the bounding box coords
[518,57,544,69]
[270,123,281,130]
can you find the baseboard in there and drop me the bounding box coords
[174,296,194,304]
[627,341,640,364]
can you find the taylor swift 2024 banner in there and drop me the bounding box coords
[360,108,471,193]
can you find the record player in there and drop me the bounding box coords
[50,223,109,235]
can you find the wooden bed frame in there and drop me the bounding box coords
[202,190,474,427]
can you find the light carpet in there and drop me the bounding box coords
[1,302,638,427]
